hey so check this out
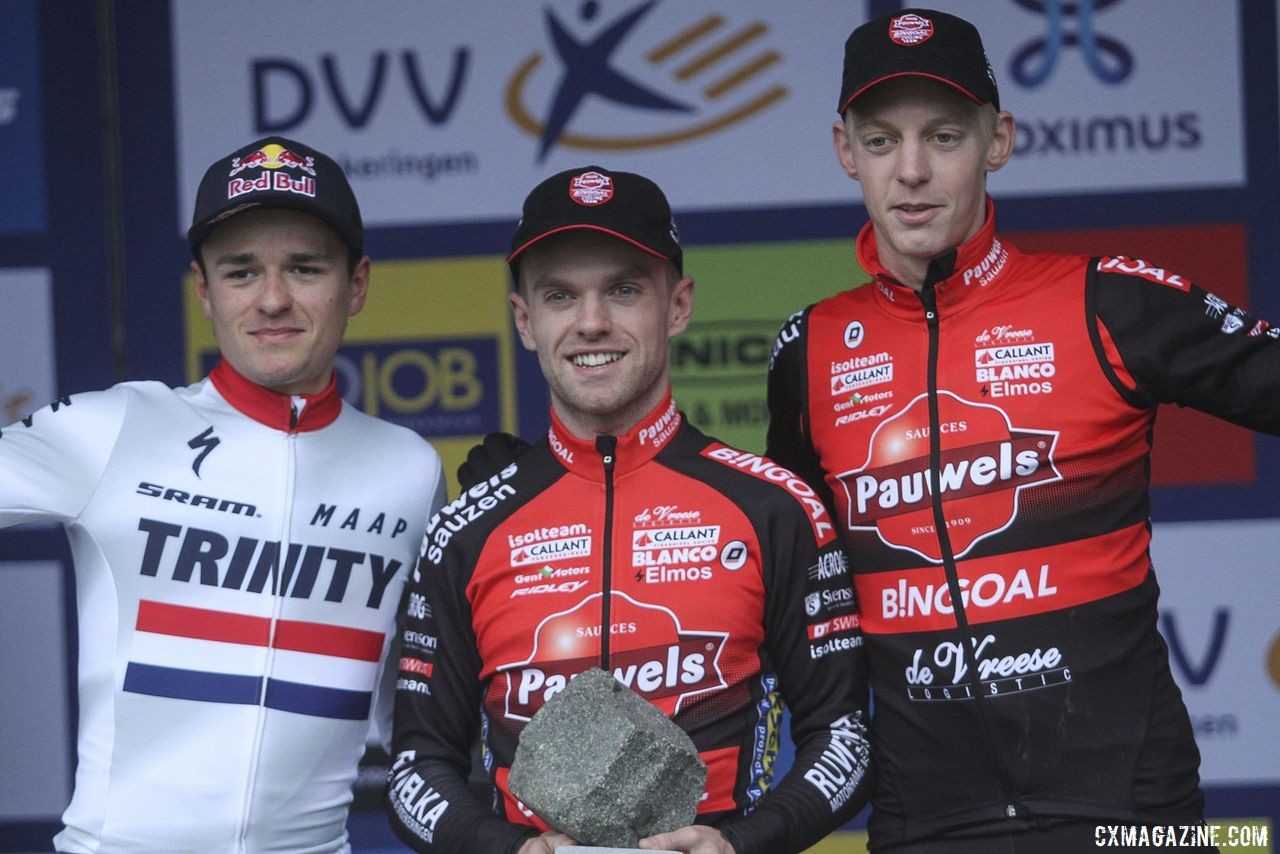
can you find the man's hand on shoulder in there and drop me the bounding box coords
[640,826,734,853]
[456,432,530,488]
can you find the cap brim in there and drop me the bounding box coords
[189,195,362,257]
[841,71,987,114]
[507,224,673,265]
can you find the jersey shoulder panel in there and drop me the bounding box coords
[811,280,878,316]
[1010,246,1092,282]
[6,380,173,430]
[665,425,836,547]
[419,443,562,571]
[0,381,176,524]
[332,403,445,474]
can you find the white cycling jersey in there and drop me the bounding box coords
[0,361,446,853]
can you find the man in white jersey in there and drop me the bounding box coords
[0,136,446,853]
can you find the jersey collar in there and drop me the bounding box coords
[547,391,682,481]
[209,360,342,433]
[857,196,1013,318]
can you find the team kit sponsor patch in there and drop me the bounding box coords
[226,142,318,200]
[494,592,728,722]
[836,391,1061,562]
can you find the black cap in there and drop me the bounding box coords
[838,8,999,115]
[508,166,682,277]
[188,136,363,259]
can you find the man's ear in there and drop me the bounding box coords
[347,255,372,317]
[510,289,537,352]
[833,118,859,181]
[193,259,213,321]
[986,110,1016,173]
[667,275,694,338]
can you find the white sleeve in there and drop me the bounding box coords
[368,445,448,751]
[0,388,128,528]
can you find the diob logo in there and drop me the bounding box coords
[835,391,1061,562]
[505,1,788,161]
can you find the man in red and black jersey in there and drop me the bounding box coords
[767,8,1280,853]
[387,167,872,854]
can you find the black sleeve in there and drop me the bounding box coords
[716,499,872,854]
[456,433,531,489]
[766,308,839,512]
[1090,258,1280,433]
[385,537,537,853]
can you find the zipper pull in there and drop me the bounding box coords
[596,435,617,471]
[594,434,618,672]
[289,395,308,431]
[920,280,939,328]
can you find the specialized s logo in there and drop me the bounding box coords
[187,427,221,477]
[835,392,1061,562]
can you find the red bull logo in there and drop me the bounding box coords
[228,171,316,200]
[228,143,317,176]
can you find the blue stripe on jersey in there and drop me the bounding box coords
[264,678,371,720]
[124,663,262,704]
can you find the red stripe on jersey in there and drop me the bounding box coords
[274,620,385,662]
[854,524,1150,634]
[1095,316,1139,393]
[136,600,383,660]
[136,600,270,645]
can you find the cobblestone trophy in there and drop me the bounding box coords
[508,667,707,852]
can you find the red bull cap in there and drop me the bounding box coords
[188,135,363,259]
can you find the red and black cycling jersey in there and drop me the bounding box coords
[767,199,1280,848]
[387,392,871,854]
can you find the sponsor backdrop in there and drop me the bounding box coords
[1,0,1277,851]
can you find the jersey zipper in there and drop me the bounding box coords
[236,402,302,849]
[596,435,617,670]
[919,278,1026,821]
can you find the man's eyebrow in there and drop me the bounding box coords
[212,250,334,267]
[527,264,654,292]
[526,273,569,293]
[284,251,333,264]
[607,264,652,281]
[212,251,259,267]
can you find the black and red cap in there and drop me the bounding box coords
[508,166,682,278]
[838,8,999,114]
[188,136,363,259]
